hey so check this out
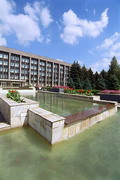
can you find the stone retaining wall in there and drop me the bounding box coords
[28,108,65,144]
[0,94,39,127]
[39,91,100,102]
[61,105,117,140]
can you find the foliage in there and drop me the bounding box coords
[108,56,119,75]
[107,74,120,90]
[97,74,106,90]
[83,78,92,90]
[6,90,25,103]
[68,56,120,90]
[69,61,82,89]
[101,90,120,94]
[64,88,97,96]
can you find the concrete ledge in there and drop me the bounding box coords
[61,105,117,140]
[28,108,65,144]
[0,94,39,128]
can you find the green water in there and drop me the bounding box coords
[0,111,120,180]
[24,92,101,116]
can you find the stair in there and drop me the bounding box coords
[0,123,11,131]
[0,112,11,131]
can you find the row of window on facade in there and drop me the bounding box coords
[0,52,70,81]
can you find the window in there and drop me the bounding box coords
[3,61,8,66]
[4,54,8,59]
[0,54,3,58]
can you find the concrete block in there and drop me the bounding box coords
[52,120,64,128]
[62,127,68,140]
[80,118,90,132]
[75,122,82,134]
[68,125,76,138]
[11,117,21,128]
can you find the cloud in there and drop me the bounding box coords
[90,58,110,72]
[96,32,120,50]
[94,32,120,58]
[24,1,53,28]
[60,8,109,44]
[89,32,120,72]
[0,34,7,46]
[45,34,52,44]
[0,0,53,45]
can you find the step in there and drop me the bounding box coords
[0,123,11,131]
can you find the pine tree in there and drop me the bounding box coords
[107,56,120,89]
[94,72,99,89]
[108,74,119,90]
[68,78,75,88]
[83,78,92,90]
[97,74,106,90]
[108,56,119,75]
[69,61,82,89]
[100,70,108,89]
[88,68,95,89]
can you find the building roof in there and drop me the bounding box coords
[0,46,71,66]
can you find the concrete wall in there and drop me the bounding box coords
[61,105,117,140]
[28,108,65,144]
[39,91,100,102]
[0,94,39,127]
[0,88,36,96]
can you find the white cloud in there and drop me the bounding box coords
[60,8,109,44]
[89,32,120,72]
[96,32,120,50]
[0,34,7,46]
[40,7,53,28]
[94,32,120,58]
[90,58,110,72]
[45,34,52,44]
[24,1,53,28]
[0,0,53,45]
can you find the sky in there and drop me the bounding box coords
[0,0,120,72]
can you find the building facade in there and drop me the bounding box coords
[0,46,71,87]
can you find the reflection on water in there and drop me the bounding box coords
[24,92,101,116]
[0,111,120,180]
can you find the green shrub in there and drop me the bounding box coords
[6,90,25,103]
[91,90,100,95]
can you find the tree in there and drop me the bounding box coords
[83,78,92,90]
[107,56,120,89]
[97,74,106,90]
[107,74,119,90]
[81,65,88,80]
[100,70,108,89]
[69,61,82,89]
[94,72,99,89]
[68,78,75,88]
[74,77,83,89]
[108,56,119,75]
[88,68,95,89]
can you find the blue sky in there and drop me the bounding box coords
[0,0,120,72]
